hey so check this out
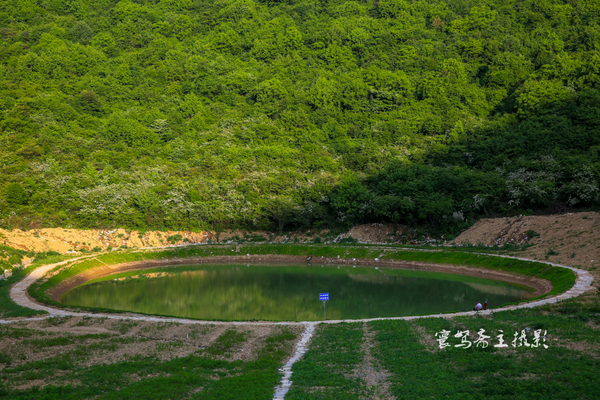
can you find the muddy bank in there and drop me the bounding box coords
[46,254,552,303]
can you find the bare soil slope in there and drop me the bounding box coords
[0,228,209,254]
[0,224,406,258]
[453,211,600,270]
[1,213,598,274]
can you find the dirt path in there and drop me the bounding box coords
[351,323,395,399]
[4,252,593,325]
[2,251,595,400]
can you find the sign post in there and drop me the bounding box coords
[319,293,329,320]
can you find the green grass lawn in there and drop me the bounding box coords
[286,323,370,399]
[1,244,594,399]
[288,292,600,399]
[0,318,299,399]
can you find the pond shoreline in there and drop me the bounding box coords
[47,254,552,303]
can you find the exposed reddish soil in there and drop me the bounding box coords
[453,212,600,268]
[0,224,408,261]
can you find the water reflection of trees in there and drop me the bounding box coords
[62,265,528,321]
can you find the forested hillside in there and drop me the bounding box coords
[1,0,599,235]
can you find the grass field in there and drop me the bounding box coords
[0,244,595,399]
[2,293,599,399]
[0,317,300,399]
[288,294,600,399]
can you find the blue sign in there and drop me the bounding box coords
[319,293,329,301]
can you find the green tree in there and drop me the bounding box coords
[70,21,94,43]
[330,177,372,227]
[104,114,159,147]
[516,80,575,118]
[5,183,29,206]
[263,197,297,234]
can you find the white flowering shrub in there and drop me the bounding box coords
[560,165,600,206]
[505,167,558,205]
[452,211,464,221]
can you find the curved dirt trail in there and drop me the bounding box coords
[8,253,593,324]
[2,252,595,400]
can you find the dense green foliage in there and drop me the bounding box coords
[0,244,28,272]
[1,0,599,233]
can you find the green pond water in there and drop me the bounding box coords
[60,264,533,321]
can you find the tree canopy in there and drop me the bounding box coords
[1,0,599,235]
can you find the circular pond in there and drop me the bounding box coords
[60,263,534,321]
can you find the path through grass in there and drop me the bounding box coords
[287,293,600,399]
[0,318,299,399]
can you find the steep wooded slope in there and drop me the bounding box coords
[1,0,599,233]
